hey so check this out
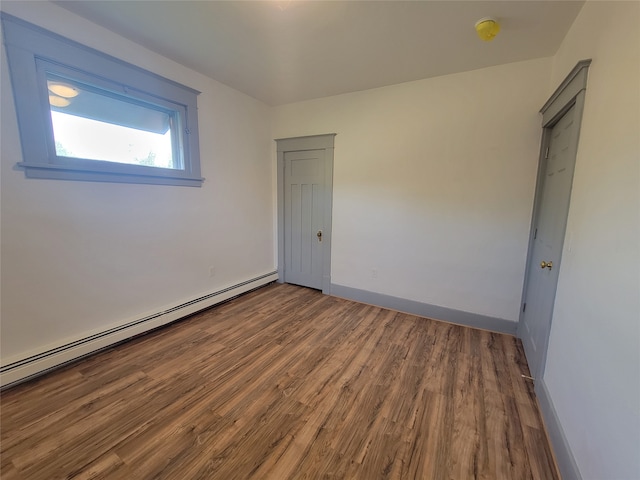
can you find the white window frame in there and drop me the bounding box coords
[2,13,204,187]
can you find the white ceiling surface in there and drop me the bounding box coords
[54,1,584,106]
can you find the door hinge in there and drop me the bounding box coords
[522,302,527,313]
[534,228,537,240]
[545,147,549,159]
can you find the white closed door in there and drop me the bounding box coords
[521,104,579,379]
[284,149,326,290]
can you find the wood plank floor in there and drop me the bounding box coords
[1,283,559,479]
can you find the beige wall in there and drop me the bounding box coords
[273,58,551,322]
[543,2,640,478]
[0,2,275,361]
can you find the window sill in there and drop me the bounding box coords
[18,162,205,187]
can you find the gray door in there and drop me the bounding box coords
[521,104,579,379]
[283,149,326,289]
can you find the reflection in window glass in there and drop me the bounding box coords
[47,74,180,170]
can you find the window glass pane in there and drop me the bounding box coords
[47,74,181,170]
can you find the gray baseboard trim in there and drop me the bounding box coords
[535,378,583,480]
[1,271,278,388]
[330,283,517,335]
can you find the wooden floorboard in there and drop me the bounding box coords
[0,283,559,479]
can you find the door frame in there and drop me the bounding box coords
[276,134,336,294]
[517,60,591,379]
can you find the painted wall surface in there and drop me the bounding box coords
[0,2,275,362]
[273,58,550,322]
[543,2,640,478]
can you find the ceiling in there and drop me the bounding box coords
[55,1,584,106]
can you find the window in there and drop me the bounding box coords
[2,13,203,187]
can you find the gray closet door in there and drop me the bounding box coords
[521,104,579,378]
[283,149,326,290]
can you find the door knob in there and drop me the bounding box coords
[317,230,322,242]
[540,261,553,270]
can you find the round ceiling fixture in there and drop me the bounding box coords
[475,17,500,42]
[49,95,71,107]
[48,82,80,98]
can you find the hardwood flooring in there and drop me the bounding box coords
[1,283,558,479]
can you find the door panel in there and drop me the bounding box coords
[521,104,578,378]
[284,149,326,290]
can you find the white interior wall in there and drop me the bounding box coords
[543,2,640,478]
[0,2,275,362]
[273,58,551,322]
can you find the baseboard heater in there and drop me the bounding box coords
[1,271,278,389]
